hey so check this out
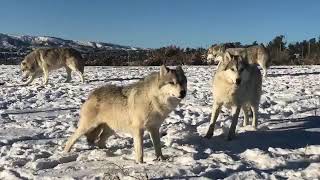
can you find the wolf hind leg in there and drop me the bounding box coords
[66,58,84,83]
[133,128,144,163]
[64,117,98,152]
[64,66,72,83]
[85,124,114,149]
[85,125,103,146]
[97,124,114,148]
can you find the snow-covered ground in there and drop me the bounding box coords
[0,65,320,179]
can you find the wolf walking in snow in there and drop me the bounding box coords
[207,44,269,77]
[64,65,187,163]
[205,52,262,140]
[20,47,84,85]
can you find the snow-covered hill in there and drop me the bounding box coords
[0,33,139,50]
[0,65,320,179]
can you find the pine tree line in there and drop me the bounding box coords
[1,35,320,66]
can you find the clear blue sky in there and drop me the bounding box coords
[1,0,320,48]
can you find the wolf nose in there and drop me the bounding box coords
[179,90,186,98]
[236,78,241,85]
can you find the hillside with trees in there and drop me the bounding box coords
[1,33,320,66]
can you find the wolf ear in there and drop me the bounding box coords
[224,52,232,61]
[160,65,169,76]
[219,44,226,52]
[242,58,250,67]
[176,65,183,72]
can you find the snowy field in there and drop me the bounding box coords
[0,65,320,179]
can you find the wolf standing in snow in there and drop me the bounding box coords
[20,47,84,85]
[205,52,262,140]
[64,65,187,163]
[207,44,269,77]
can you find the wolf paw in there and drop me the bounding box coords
[97,143,107,149]
[227,134,235,141]
[135,159,144,164]
[250,126,258,131]
[153,155,168,161]
[204,133,213,139]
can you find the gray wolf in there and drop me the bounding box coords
[20,47,84,85]
[207,44,269,77]
[205,52,262,140]
[64,65,187,163]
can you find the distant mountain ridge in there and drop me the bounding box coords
[0,33,208,66]
[0,33,151,65]
[0,33,140,51]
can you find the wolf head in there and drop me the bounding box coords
[158,65,187,99]
[207,44,226,63]
[20,53,40,81]
[218,52,250,86]
[20,59,35,81]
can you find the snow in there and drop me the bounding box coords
[0,65,320,179]
[1,41,15,49]
[95,43,103,48]
[75,41,97,48]
[34,37,63,44]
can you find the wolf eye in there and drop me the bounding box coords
[168,81,175,85]
[231,68,236,71]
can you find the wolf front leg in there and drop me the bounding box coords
[42,65,49,85]
[227,106,241,140]
[148,127,166,161]
[259,60,268,78]
[251,104,259,129]
[65,66,72,83]
[133,128,144,163]
[205,103,222,138]
[23,75,36,85]
[242,106,250,127]
[263,69,267,78]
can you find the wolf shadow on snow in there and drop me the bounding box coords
[165,116,320,179]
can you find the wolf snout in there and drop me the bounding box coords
[207,54,214,60]
[236,78,241,85]
[179,90,186,98]
[22,77,28,82]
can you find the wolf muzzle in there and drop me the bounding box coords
[21,76,28,82]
